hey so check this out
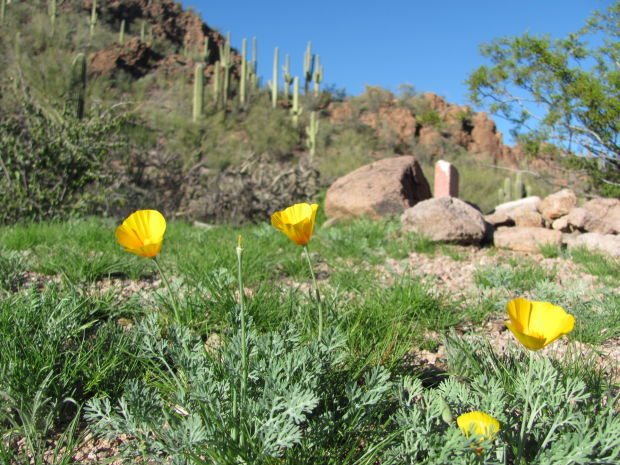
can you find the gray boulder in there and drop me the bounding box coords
[401,196,489,245]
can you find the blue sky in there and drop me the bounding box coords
[181,0,611,144]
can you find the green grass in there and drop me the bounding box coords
[0,248,27,292]
[0,215,619,463]
[473,259,557,292]
[538,242,566,259]
[570,246,620,283]
[531,280,620,345]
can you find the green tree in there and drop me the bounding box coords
[467,2,619,196]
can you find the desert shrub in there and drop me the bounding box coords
[417,110,443,128]
[319,126,384,181]
[0,103,125,223]
[241,95,300,156]
[348,85,395,114]
[183,153,320,224]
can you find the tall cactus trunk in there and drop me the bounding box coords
[239,38,247,107]
[213,61,221,107]
[290,76,302,128]
[48,0,57,36]
[69,53,87,119]
[193,64,205,121]
[89,0,97,38]
[271,46,279,109]
[118,19,125,43]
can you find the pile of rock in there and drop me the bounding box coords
[324,156,620,258]
[486,189,620,257]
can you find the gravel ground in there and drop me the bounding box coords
[385,246,619,384]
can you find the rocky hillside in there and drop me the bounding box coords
[0,0,586,224]
[63,0,525,169]
[75,0,242,81]
[329,89,524,168]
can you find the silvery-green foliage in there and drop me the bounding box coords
[86,315,358,464]
[386,376,502,464]
[443,335,620,464]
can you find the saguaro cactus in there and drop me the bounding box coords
[213,61,221,106]
[218,34,232,106]
[312,54,323,97]
[305,111,319,158]
[303,41,314,94]
[282,54,293,101]
[250,37,258,90]
[118,19,126,43]
[498,172,528,203]
[1,0,6,25]
[193,63,205,121]
[140,20,146,42]
[239,39,248,106]
[201,36,210,60]
[513,172,526,199]
[89,0,97,38]
[48,0,57,32]
[239,38,247,106]
[270,46,279,108]
[251,37,257,74]
[290,76,303,127]
[69,53,87,119]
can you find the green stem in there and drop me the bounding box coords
[152,257,181,322]
[236,238,248,448]
[303,244,322,340]
[516,350,535,464]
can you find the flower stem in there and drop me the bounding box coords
[303,244,322,340]
[152,256,181,322]
[516,350,535,464]
[236,237,248,448]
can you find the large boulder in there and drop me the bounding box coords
[400,196,489,245]
[564,232,620,258]
[579,198,620,234]
[539,189,577,221]
[324,156,431,220]
[493,226,562,253]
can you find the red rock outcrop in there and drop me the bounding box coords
[328,89,524,168]
[81,0,238,79]
[89,37,162,78]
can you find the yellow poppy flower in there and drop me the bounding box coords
[457,411,500,440]
[271,203,319,246]
[115,209,167,258]
[457,411,500,454]
[505,297,575,350]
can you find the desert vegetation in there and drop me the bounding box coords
[0,1,618,464]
